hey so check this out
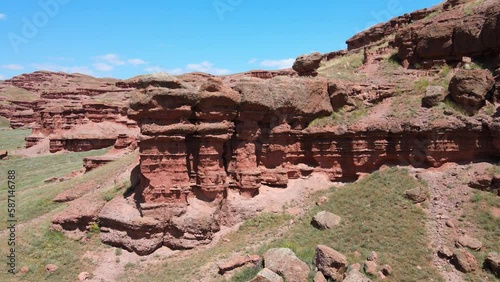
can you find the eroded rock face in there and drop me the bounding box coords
[0,71,140,151]
[94,70,500,254]
[394,0,500,67]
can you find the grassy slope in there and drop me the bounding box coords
[255,168,442,282]
[463,188,500,281]
[0,128,30,152]
[0,151,138,281]
[120,168,441,282]
[0,148,109,223]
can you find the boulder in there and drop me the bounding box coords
[19,266,29,274]
[456,235,483,251]
[484,252,500,278]
[381,264,392,276]
[314,245,348,281]
[78,272,91,281]
[404,187,429,203]
[438,246,454,259]
[249,268,283,282]
[293,52,323,76]
[422,86,446,108]
[263,248,309,282]
[343,268,372,282]
[45,264,58,273]
[367,251,378,262]
[217,254,260,274]
[313,271,328,282]
[468,173,492,190]
[363,260,378,276]
[492,175,500,195]
[311,211,342,230]
[452,249,478,273]
[0,150,7,160]
[449,69,495,114]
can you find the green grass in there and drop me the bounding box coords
[442,97,469,116]
[414,78,431,95]
[0,148,139,224]
[254,168,442,282]
[463,0,484,16]
[0,218,103,281]
[387,94,421,121]
[0,86,39,101]
[462,190,500,281]
[0,128,30,152]
[309,103,368,128]
[230,266,262,282]
[0,116,10,127]
[317,52,366,82]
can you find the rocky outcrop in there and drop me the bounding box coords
[422,86,446,108]
[0,71,139,151]
[452,249,478,273]
[345,5,440,50]
[394,0,500,67]
[263,248,310,282]
[485,252,500,278]
[449,69,495,114]
[81,70,500,254]
[293,52,323,76]
[314,245,348,282]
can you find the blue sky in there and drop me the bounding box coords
[0,0,442,79]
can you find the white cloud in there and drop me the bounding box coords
[94,54,125,65]
[0,14,6,20]
[93,62,113,72]
[144,66,166,73]
[1,64,24,70]
[0,75,4,80]
[186,61,230,75]
[259,58,295,69]
[31,64,94,75]
[145,66,183,75]
[248,58,258,64]
[145,61,230,76]
[128,58,147,65]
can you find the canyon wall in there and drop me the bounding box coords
[0,71,139,152]
[96,72,500,255]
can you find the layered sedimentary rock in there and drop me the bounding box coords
[345,5,437,51]
[93,70,500,255]
[0,71,140,151]
[394,0,500,67]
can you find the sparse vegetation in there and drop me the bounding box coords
[252,168,442,281]
[0,148,137,225]
[442,97,469,116]
[462,189,500,281]
[317,52,366,82]
[463,0,484,16]
[414,78,431,95]
[0,220,102,281]
[309,102,368,128]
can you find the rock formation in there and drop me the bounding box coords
[33,0,500,258]
[0,71,139,152]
